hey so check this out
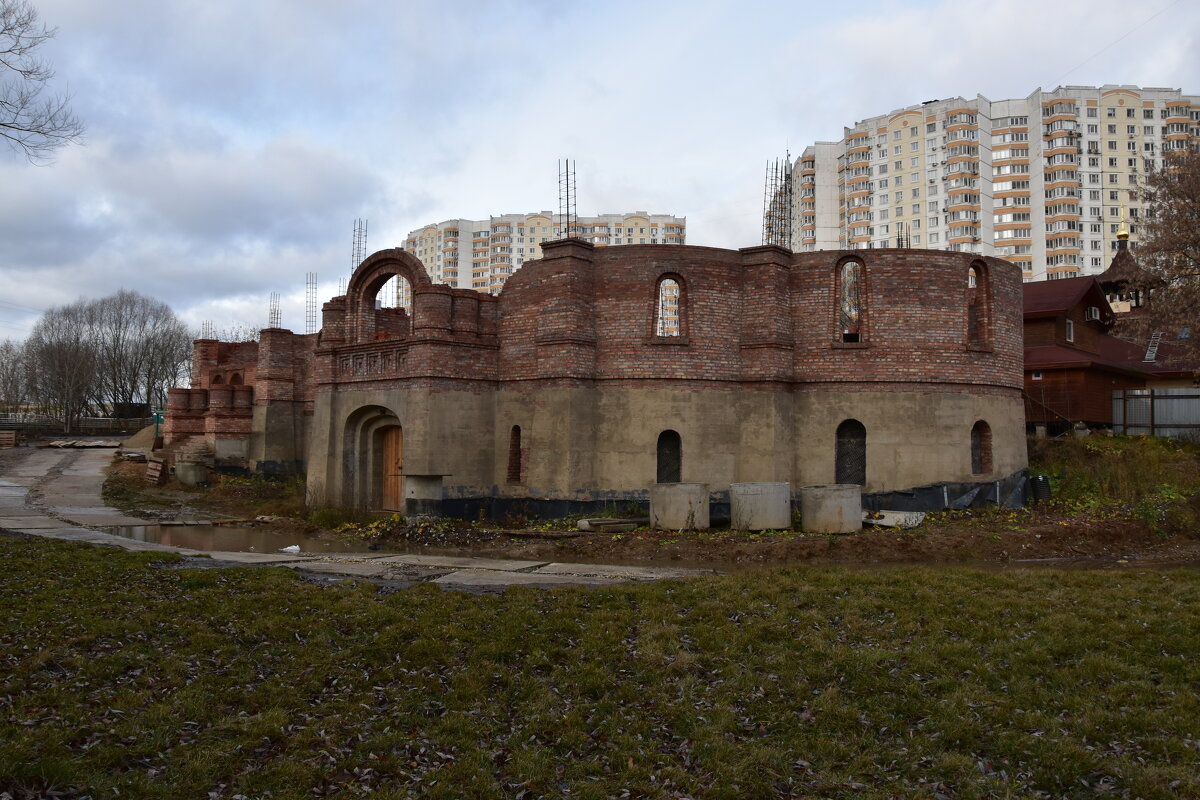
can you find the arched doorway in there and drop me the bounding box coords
[342,406,403,510]
[835,419,867,485]
[657,429,682,483]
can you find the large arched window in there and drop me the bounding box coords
[837,260,865,343]
[835,419,867,485]
[377,275,413,314]
[656,429,682,483]
[654,275,683,337]
[506,425,523,483]
[970,420,993,475]
[966,263,992,350]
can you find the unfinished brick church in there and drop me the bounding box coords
[164,240,1028,515]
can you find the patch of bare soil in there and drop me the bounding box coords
[372,512,1200,569]
[88,450,1200,569]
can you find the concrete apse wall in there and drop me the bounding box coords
[166,240,1029,515]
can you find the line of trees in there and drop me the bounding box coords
[0,290,193,432]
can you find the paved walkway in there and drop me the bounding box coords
[0,447,712,591]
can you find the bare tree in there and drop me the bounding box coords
[22,291,192,431]
[25,299,97,432]
[1,0,83,163]
[1118,147,1200,367]
[0,338,26,413]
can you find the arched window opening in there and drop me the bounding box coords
[210,374,224,386]
[507,425,523,483]
[971,421,993,475]
[838,260,864,342]
[656,429,682,483]
[966,262,991,349]
[229,373,243,386]
[835,419,867,485]
[655,276,682,337]
[376,275,413,314]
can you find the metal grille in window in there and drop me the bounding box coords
[656,430,682,483]
[835,420,867,485]
[506,426,522,483]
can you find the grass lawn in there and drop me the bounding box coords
[1,537,1198,799]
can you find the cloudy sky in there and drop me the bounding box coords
[1,0,1197,338]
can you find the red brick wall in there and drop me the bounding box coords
[496,243,1023,390]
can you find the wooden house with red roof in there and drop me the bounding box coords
[1023,277,1154,431]
[1023,227,1197,432]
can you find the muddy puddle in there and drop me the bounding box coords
[110,524,419,556]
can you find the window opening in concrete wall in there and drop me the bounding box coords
[377,275,413,314]
[507,425,522,483]
[838,260,864,342]
[835,419,867,485]
[971,420,993,474]
[656,276,682,337]
[656,429,682,483]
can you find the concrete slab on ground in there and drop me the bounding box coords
[32,529,181,551]
[196,551,315,565]
[376,554,548,572]
[0,508,52,518]
[534,562,714,580]
[0,496,30,508]
[55,511,157,527]
[0,516,76,529]
[286,561,394,578]
[433,569,621,588]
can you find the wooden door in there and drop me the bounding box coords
[381,426,404,511]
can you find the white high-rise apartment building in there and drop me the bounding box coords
[793,85,1199,280]
[404,211,686,294]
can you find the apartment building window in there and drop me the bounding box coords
[1107,108,1116,117]
[1107,124,1117,133]
[927,122,936,133]
[1127,109,1136,118]
[1087,108,1098,117]
[1145,109,1155,119]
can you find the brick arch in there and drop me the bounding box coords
[344,249,430,344]
[346,248,431,304]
